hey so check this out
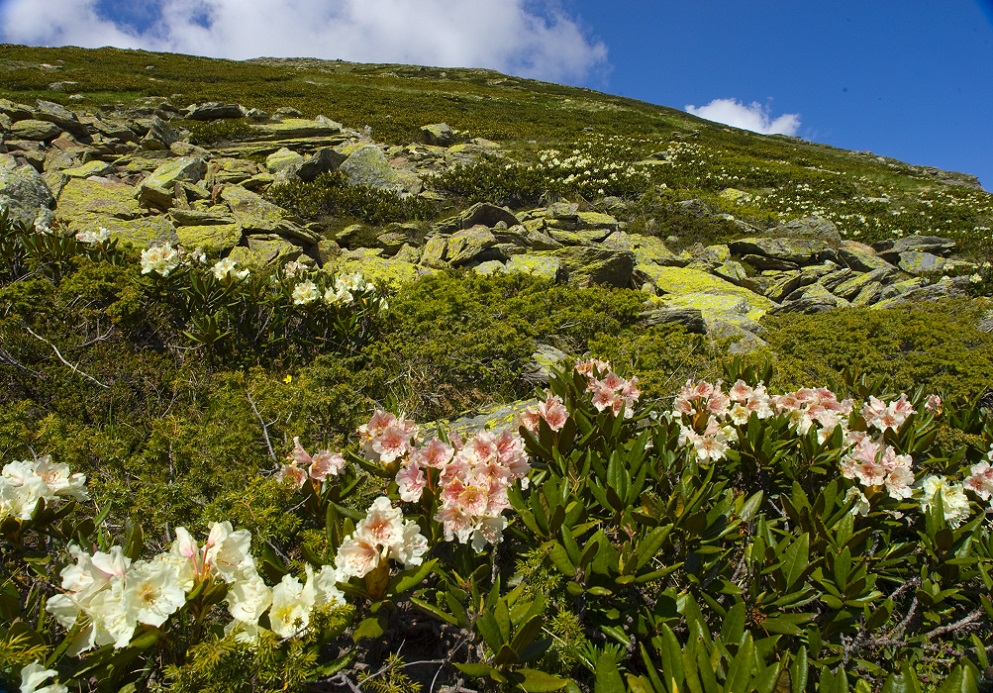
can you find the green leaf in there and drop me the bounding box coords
[516,668,571,692]
[454,662,495,678]
[790,646,808,693]
[721,601,746,644]
[352,614,386,642]
[727,632,755,693]
[782,533,810,591]
[410,596,460,626]
[936,665,977,693]
[738,491,764,522]
[391,558,438,594]
[635,525,673,571]
[549,541,577,576]
[594,651,626,693]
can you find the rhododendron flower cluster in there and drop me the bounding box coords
[862,394,916,433]
[432,428,531,550]
[771,386,854,442]
[140,243,181,277]
[292,279,320,305]
[839,436,915,500]
[671,380,763,464]
[0,456,89,522]
[520,393,570,433]
[75,227,111,246]
[290,272,387,310]
[356,409,531,550]
[46,521,345,653]
[964,445,993,504]
[357,410,419,467]
[211,257,250,281]
[335,496,428,579]
[278,437,347,488]
[576,358,641,417]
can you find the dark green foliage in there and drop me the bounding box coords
[765,298,993,403]
[184,117,255,145]
[267,171,436,225]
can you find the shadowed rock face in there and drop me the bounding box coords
[0,95,982,351]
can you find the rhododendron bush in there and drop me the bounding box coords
[3,356,993,693]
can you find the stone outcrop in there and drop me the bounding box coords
[0,96,983,354]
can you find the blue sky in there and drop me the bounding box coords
[1,0,991,191]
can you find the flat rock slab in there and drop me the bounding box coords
[0,164,55,226]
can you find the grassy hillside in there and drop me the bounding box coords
[2,44,993,693]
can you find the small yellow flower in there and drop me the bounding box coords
[283,375,293,384]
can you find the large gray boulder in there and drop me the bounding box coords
[34,100,88,138]
[338,144,421,194]
[185,102,246,120]
[420,123,455,147]
[0,164,55,227]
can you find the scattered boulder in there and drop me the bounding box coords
[184,102,246,120]
[447,226,500,266]
[338,144,421,194]
[0,164,55,227]
[420,123,455,147]
[297,147,346,182]
[265,147,304,176]
[33,100,88,138]
[436,202,520,232]
[776,216,843,246]
[640,306,707,333]
[555,247,635,288]
[10,119,62,141]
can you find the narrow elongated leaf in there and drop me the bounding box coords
[782,533,810,591]
[594,651,626,693]
[727,632,755,693]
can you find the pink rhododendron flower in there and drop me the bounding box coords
[924,394,943,414]
[964,461,993,501]
[537,394,569,431]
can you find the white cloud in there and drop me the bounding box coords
[685,98,801,136]
[0,0,607,84]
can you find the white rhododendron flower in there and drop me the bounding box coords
[227,570,273,624]
[292,280,320,305]
[140,243,180,276]
[212,257,250,281]
[205,521,256,582]
[75,227,111,245]
[335,497,428,579]
[19,661,67,693]
[844,487,871,517]
[0,456,89,522]
[919,475,971,528]
[124,557,187,627]
[268,569,316,638]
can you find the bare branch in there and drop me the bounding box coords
[245,387,277,460]
[24,324,109,389]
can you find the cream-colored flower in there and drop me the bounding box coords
[212,257,250,281]
[227,570,273,624]
[268,570,315,638]
[205,521,255,582]
[140,244,180,276]
[124,557,187,627]
[292,280,320,305]
[19,661,67,693]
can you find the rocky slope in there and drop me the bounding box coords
[2,92,986,353]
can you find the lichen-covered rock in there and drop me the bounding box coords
[521,344,571,386]
[329,248,423,288]
[175,224,242,254]
[10,119,62,141]
[829,267,898,300]
[297,147,346,182]
[838,242,894,272]
[0,164,55,227]
[639,306,707,333]
[879,235,956,259]
[266,147,304,176]
[97,216,179,248]
[435,202,520,232]
[603,231,683,268]
[251,118,342,141]
[0,98,34,121]
[56,178,142,223]
[339,144,421,194]
[730,236,837,266]
[219,184,319,244]
[447,226,499,266]
[420,123,455,147]
[555,247,634,288]
[505,253,561,279]
[472,260,507,275]
[773,283,850,314]
[33,100,88,138]
[576,211,619,231]
[141,157,207,191]
[893,251,950,275]
[206,158,260,186]
[185,102,246,120]
[873,276,971,309]
[776,216,843,246]
[419,235,448,268]
[61,160,116,178]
